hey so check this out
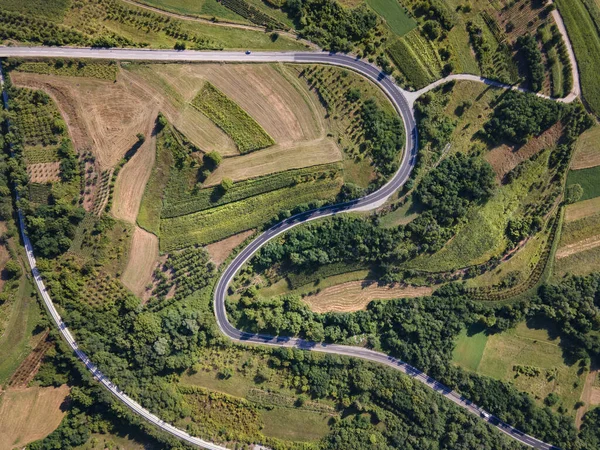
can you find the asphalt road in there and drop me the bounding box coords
[0,47,560,450]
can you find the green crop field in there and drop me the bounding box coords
[566,165,600,201]
[366,0,416,36]
[160,178,342,250]
[137,0,247,22]
[162,164,342,218]
[12,60,118,81]
[23,145,59,165]
[192,82,275,153]
[387,29,442,89]
[555,0,600,116]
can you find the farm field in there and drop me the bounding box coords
[203,140,342,186]
[191,82,275,154]
[0,0,70,19]
[365,0,417,36]
[554,210,600,277]
[136,0,247,22]
[205,230,255,266]
[387,29,442,89]
[121,227,159,298]
[571,125,600,170]
[566,165,600,201]
[453,321,586,415]
[0,385,70,449]
[555,0,600,116]
[301,280,432,313]
[160,177,343,250]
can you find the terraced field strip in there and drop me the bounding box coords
[565,197,600,222]
[302,281,432,313]
[204,138,342,186]
[387,29,441,89]
[556,234,600,259]
[571,125,600,170]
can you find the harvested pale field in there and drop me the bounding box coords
[485,123,564,180]
[121,226,159,297]
[0,385,69,449]
[591,387,600,405]
[26,162,60,183]
[302,281,432,313]
[571,125,600,170]
[140,63,324,144]
[173,105,238,156]
[565,197,600,222]
[204,138,342,186]
[11,71,162,169]
[556,234,600,259]
[112,123,159,223]
[205,229,255,267]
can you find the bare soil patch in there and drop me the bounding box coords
[565,197,600,222]
[205,229,255,267]
[590,386,600,405]
[26,162,60,183]
[121,226,159,298]
[556,234,600,259]
[302,281,432,313]
[204,138,342,186]
[485,123,564,180]
[0,385,69,449]
[173,105,238,156]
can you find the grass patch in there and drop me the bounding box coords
[192,82,275,153]
[379,197,421,227]
[365,0,417,36]
[0,278,41,384]
[566,165,600,201]
[160,178,342,250]
[474,321,585,415]
[452,325,488,372]
[555,0,600,116]
[554,245,600,278]
[261,408,332,441]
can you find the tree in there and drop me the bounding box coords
[3,260,21,279]
[220,177,233,192]
[204,151,222,169]
[565,184,584,204]
[136,132,146,143]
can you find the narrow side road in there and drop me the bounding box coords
[0,47,566,450]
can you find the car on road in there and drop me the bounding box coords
[245,50,251,55]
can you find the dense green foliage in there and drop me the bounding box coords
[517,34,544,92]
[415,153,495,226]
[191,82,274,153]
[484,91,563,144]
[286,0,378,51]
[360,98,404,177]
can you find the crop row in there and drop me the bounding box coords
[387,30,439,89]
[23,144,59,164]
[192,82,275,153]
[160,178,342,250]
[14,60,118,81]
[28,182,52,205]
[162,163,342,218]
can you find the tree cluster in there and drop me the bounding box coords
[517,34,545,92]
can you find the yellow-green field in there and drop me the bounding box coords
[453,321,585,414]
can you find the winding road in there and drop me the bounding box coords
[0,46,570,450]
